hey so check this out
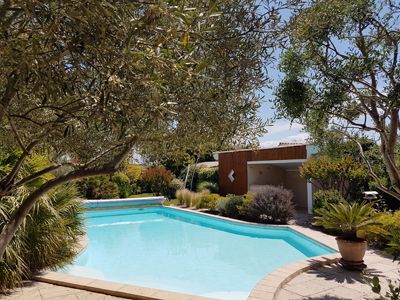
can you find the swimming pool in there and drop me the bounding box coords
[63,206,335,300]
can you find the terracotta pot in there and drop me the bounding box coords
[336,237,367,264]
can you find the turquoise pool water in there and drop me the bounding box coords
[63,207,334,300]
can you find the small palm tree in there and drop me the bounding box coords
[0,151,84,292]
[313,200,381,241]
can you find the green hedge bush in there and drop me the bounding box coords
[313,189,345,215]
[197,193,220,210]
[216,194,243,218]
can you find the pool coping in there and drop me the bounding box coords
[33,205,341,300]
[84,196,165,209]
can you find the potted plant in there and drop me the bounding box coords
[314,200,381,270]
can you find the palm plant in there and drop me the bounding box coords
[313,200,381,241]
[0,151,84,292]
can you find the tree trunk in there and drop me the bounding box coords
[380,135,400,195]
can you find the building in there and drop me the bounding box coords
[214,144,318,213]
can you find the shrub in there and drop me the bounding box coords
[366,210,400,249]
[78,176,119,199]
[244,185,295,224]
[197,167,218,183]
[300,155,368,199]
[197,181,219,193]
[238,192,255,217]
[313,189,345,215]
[167,178,185,199]
[111,172,132,198]
[217,194,243,218]
[0,184,84,292]
[197,193,220,210]
[140,167,174,195]
[125,164,142,182]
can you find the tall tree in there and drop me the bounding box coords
[0,0,275,257]
[274,0,400,199]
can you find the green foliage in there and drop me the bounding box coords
[313,200,381,240]
[238,192,255,217]
[167,178,185,199]
[274,0,400,198]
[0,183,84,292]
[197,167,218,184]
[216,194,243,218]
[78,176,119,199]
[196,181,219,193]
[111,172,132,198]
[313,189,345,215]
[301,155,368,199]
[197,193,221,210]
[125,164,142,182]
[140,167,174,196]
[366,211,400,256]
[365,272,400,300]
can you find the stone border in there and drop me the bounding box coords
[33,271,215,300]
[34,205,341,300]
[84,197,165,209]
[247,253,341,300]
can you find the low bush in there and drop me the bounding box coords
[244,185,295,224]
[238,192,255,217]
[217,194,243,218]
[197,193,220,210]
[140,167,174,196]
[313,189,345,215]
[125,164,142,182]
[197,181,219,193]
[78,176,119,199]
[167,178,185,199]
[366,210,400,249]
[111,172,132,198]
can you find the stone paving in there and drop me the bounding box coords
[0,282,125,300]
[276,249,399,300]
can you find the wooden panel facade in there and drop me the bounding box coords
[218,145,307,195]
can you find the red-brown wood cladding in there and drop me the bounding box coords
[218,145,307,195]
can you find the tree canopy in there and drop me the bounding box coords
[274,0,400,199]
[0,0,276,256]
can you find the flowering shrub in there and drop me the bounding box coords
[245,185,295,224]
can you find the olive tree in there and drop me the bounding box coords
[0,0,275,257]
[274,0,400,200]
